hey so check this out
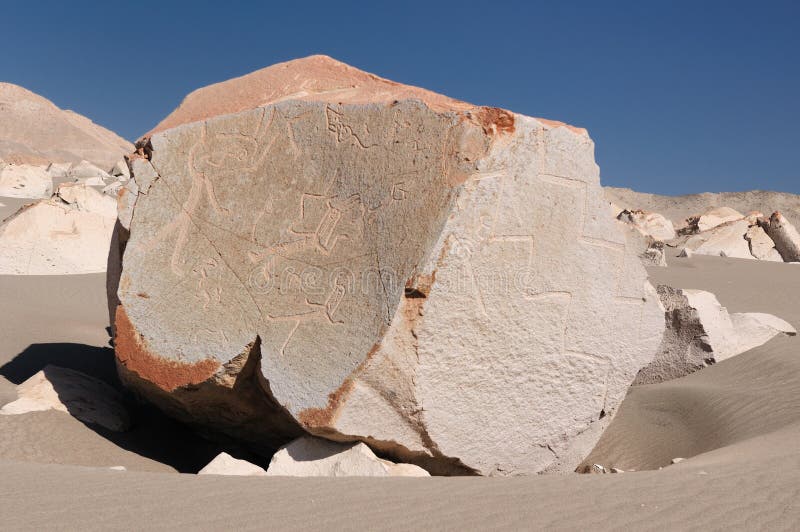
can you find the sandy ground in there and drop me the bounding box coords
[0,196,31,222]
[0,256,798,530]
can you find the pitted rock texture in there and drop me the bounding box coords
[111,56,664,476]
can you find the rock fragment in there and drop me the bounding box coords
[198,452,267,476]
[0,365,130,431]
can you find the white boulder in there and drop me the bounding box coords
[0,365,131,431]
[110,159,130,179]
[0,185,117,274]
[682,219,753,259]
[198,452,267,476]
[266,437,430,477]
[617,209,676,241]
[0,164,53,198]
[68,160,111,184]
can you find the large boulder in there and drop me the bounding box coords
[0,82,132,171]
[635,287,796,384]
[266,436,429,477]
[0,365,130,431]
[0,184,117,274]
[110,55,664,476]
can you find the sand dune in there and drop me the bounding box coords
[0,255,798,529]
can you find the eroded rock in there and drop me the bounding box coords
[634,286,796,384]
[0,164,52,198]
[617,209,675,241]
[111,55,664,476]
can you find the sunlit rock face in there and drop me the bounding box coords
[110,55,664,476]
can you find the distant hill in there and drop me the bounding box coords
[0,83,131,171]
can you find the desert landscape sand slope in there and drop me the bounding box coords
[0,255,798,530]
[606,186,800,226]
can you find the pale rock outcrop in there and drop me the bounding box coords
[46,162,72,180]
[617,209,676,241]
[744,225,783,262]
[0,365,130,431]
[763,212,800,262]
[693,207,745,232]
[681,219,753,259]
[635,287,796,384]
[0,82,132,171]
[266,437,429,477]
[0,164,53,198]
[110,55,665,476]
[198,452,267,476]
[0,184,117,274]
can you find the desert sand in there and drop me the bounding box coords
[0,254,798,530]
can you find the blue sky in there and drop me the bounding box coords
[2,0,798,195]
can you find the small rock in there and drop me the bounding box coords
[671,457,685,464]
[109,466,127,471]
[678,247,693,258]
[198,452,267,476]
[610,467,625,473]
[266,436,430,477]
[0,365,131,431]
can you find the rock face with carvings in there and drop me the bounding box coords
[110,55,664,476]
[634,286,796,385]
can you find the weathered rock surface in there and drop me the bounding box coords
[763,212,800,262]
[266,436,429,477]
[0,184,117,274]
[0,365,131,431]
[198,452,267,476]
[111,55,664,476]
[0,82,132,171]
[635,287,796,384]
[617,209,675,241]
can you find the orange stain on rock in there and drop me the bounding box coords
[114,306,220,392]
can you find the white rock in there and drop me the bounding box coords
[109,466,127,471]
[671,457,685,464]
[0,366,130,431]
[635,287,797,384]
[198,452,267,476]
[110,159,130,179]
[745,225,783,262]
[617,209,676,241]
[0,164,53,198]
[56,182,118,218]
[683,219,753,259]
[695,207,745,232]
[68,160,111,184]
[763,212,800,262]
[0,188,117,274]
[266,437,429,477]
[678,247,693,258]
[46,162,72,179]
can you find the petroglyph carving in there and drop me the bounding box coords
[114,58,663,478]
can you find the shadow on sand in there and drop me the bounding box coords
[0,342,228,473]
